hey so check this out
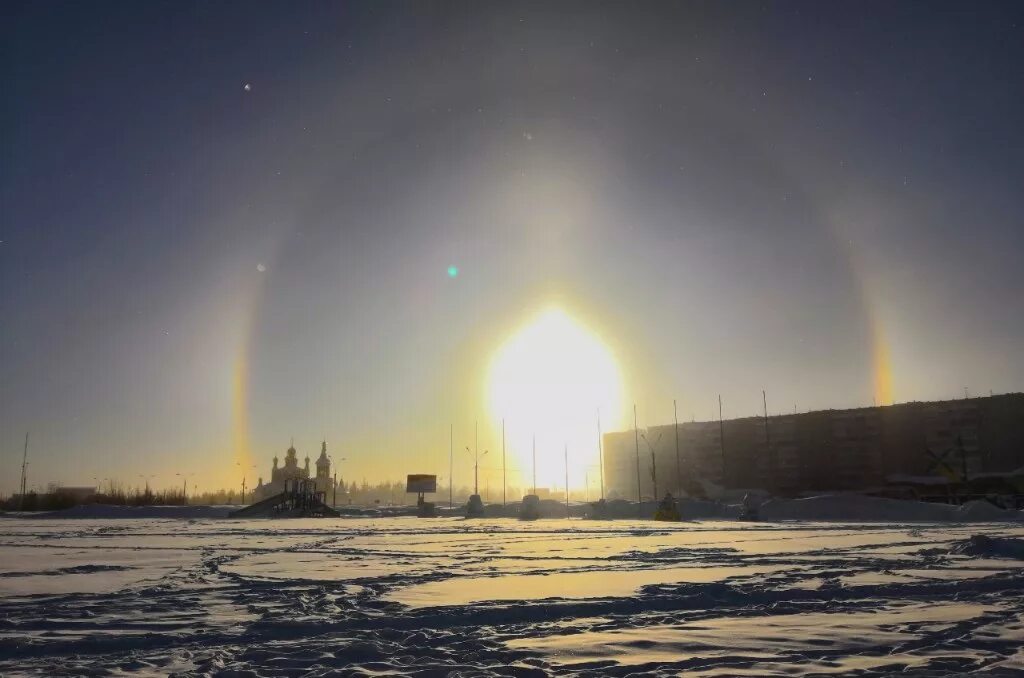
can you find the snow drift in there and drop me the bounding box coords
[34,504,238,519]
[10,493,1022,523]
[756,494,1024,523]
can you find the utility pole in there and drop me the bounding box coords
[449,424,453,509]
[532,434,537,494]
[651,443,657,501]
[502,419,506,507]
[958,434,969,483]
[673,400,681,495]
[651,439,658,501]
[634,404,642,516]
[763,389,773,488]
[642,432,662,503]
[598,410,605,501]
[564,443,569,518]
[465,441,488,496]
[19,432,28,511]
[718,395,727,485]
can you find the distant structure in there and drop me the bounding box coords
[45,484,97,502]
[252,440,336,501]
[230,477,338,518]
[604,393,1024,498]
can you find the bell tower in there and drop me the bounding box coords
[316,440,331,482]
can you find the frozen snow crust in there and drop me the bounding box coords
[951,534,1024,559]
[2,499,1024,676]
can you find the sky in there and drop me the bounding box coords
[3,1,1023,495]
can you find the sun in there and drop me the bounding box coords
[487,308,623,492]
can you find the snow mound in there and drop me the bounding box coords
[36,504,237,519]
[758,494,1023,523]
[956,500,1017,521]
[679,498,739,520]
[951,534,1024,559]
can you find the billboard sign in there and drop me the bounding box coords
[406,474,437,493]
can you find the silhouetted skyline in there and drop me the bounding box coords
[3,1,1023,493]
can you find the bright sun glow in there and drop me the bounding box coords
[487,308,623,492]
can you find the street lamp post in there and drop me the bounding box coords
[564,443,569,518]
[137,475,157,505]
[641,432,663,502]
[175,472,195,504]
[502,419,506,508]
[633,404,641,515]
[465,446,489,496]
[328,455,346,507]
[235,463,256,504]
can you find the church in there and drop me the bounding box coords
[252,440,336,501]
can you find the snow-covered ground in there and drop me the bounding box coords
[2,512,1024,676]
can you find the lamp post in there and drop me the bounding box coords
[502,419,506,508]
[465,446,489,496]
[597,410,605,501]
[328,455,346,507]
[19,433,29,511]
[564,443,569,518]
[235,463,256,504]
[137,475,156,505]
[641,432,663,502]
[585,464,605,503]
[175,472,195,504]
[633,404,641,516]
[674,399,681,495]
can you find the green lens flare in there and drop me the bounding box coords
[447,266,459,278]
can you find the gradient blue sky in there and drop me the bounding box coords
[3,1,1023,493]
